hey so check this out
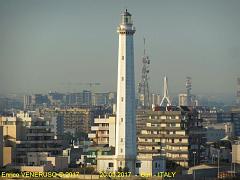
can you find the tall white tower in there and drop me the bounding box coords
[115,9,136,172]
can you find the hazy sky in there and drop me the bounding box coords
[0,0,239,95]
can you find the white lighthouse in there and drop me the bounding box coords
[115,9,136,172]
[96,10,166,175]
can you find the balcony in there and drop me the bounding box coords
[166,142,189,146]
[138,134,165,138]
[91,126,99,131]
[88,133,96,138]
[138,149,160,154]
[97,133,109,137]
[167,157,189,161]
[98,126,109,130]
[26,133,54,136]
[166,149,188,154]
[97,140,108,144]
[138,141,160,146]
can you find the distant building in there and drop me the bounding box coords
[205,122,234,142]
[205,128,225,143]
[41,107,97,134]
[92,93,109,106]
[179,93,188,106]
[24,95,32,110]
[231,107,240,137]
[32,94,49,105]
[82,90,92,106]
[151,93,161,106]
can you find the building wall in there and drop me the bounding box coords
[3,147,12,166]
[179,94,187,106]
[231,108,240,137]
[205,128,225,142]
[232,143,240,164]
[46,156,68,171]
[97,155,115,172]
[0,116,17,139]
[137,108,205,168]
[41,108,95,134]
[0,126,3,167]
[108,117,116,147]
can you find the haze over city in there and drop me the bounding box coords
[1,1,240,178]
[0,0,239,96]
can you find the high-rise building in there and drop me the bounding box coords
[41,107,95,135]
[151,93,161,107]
[137,107,206,167]
[92,93,108,106]
[23,95,32,110]
[186,77,192,106]
[16,117,63,165]
[179,93,188,106]
[82,90,92,106]
[237,78,240,105]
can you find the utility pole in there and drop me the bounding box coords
[217,149,220,178]
[193,151,196,180]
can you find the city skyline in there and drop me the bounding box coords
[0,0,240,95]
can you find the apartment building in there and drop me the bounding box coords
[137,106,206,168]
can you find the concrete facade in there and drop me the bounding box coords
[232,141,240,164]
[0,126,3,166]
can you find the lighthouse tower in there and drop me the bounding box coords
[115,9,136,172]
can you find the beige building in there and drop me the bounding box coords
[232,140,240,164]
[16,117,62,165]
[88,116,116,147]
[41,107,95,134]
[0,116,18,167]
[179,93,188,106]
[137,107,205,168]
[0,126,4,166]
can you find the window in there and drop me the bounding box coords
[121,148,123,153]
[136,162,141,168]
[122,56,124,60]
[121,77,124,81]
[109,162,113,167]
[121,118,123,122]
[121,138,123,142]
[155,162,158,168]
[121,97,124,102]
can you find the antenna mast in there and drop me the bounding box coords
[138,38,150,109]
[186,76,192,106]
